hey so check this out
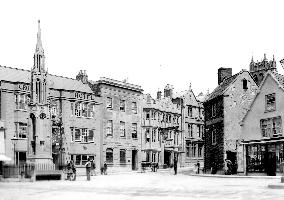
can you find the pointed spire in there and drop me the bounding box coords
[36,20,43,53]
[251,56,254,63]
[264,53,267,61]
[273,54,275,61]
[189,83,192,91]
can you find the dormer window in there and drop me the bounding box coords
[243,79,248,90]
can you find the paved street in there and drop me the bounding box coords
[0,172,284,200]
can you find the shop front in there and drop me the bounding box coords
[245,140,284,176]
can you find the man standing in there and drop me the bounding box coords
[104,162,108,175]
[173,157,178,175]
[196,161,200,174]
[85,158,91,181]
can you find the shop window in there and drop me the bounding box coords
[266,93,276,112]
[75,155,81,165]
[72,154,95,166]
[198,145,203,157]
[120,121,126,137]
[120,149,126,164]
[191,144,196,157]
[152,153,156,162]
[106,148,113,164]
[82,155,88,165]
[186,141,190,157]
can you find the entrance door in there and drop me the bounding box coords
[164,151,171,167]
[132,150,137,170]
[265,152,276,176]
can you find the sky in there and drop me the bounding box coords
[1,0,284,97]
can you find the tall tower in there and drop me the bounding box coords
[249,54,277,85]
[27,20,53,165]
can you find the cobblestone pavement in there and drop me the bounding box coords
[0,172,284,200]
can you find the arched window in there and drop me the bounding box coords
[106,148,113,164]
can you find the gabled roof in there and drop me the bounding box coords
[0,65,93,93]
[240,70,284,124]
[206,72,241,102]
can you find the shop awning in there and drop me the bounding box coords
[0,154,12,161]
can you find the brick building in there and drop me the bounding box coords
[90,77,143,172]
[240,71,284,176]
[204,68,258,174]
[141,85,182,168]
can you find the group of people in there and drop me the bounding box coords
[66,160,76,181]
[65,159,108,181]
[85,158,108,181]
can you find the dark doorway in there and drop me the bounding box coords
[265,152,276,176]
[164,151,171,167]
[132,150,138,170]
[226,151,237,174]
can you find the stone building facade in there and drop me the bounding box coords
[91,78,143,172]
[0,21,102,174]
[172,86,207,169]
[240,71,284,176]
[204,68,258,174]
[141,85,182,168]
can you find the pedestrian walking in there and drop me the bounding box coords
[104,162,108,175]
[173,157,178,175]
[91,159,96,176]
[70,160,76,181]
[85,158,92,181]
[196,161,200,174]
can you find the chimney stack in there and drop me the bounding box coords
[218,67,232,85]
[157,90,162,100]
[164,84,173,98]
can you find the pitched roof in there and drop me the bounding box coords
[206,72,241,102]
[240,70,284,124]
[271,71,284,88]
[0,65,93,93]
